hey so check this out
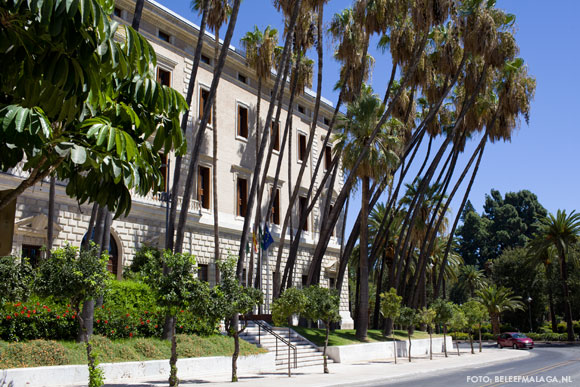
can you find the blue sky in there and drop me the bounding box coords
[157,0,580,234]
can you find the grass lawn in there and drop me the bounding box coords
[0,334,266,369]
[292,327,442,347]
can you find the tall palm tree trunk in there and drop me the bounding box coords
[558,252,575,341]
[166,0,210,251]
[212,28,221,276]
[131,0,145,31]
[236,0,302,279]
[372,251,387,329]
[356,176,370,341]
[175,0,242,254]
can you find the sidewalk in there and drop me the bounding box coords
[105,347,531,387]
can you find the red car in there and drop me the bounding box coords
[497,332,534,349]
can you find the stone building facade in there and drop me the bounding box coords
[0,0,353,328]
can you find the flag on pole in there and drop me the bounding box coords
[252,231,259,253]
[261,225,274,251]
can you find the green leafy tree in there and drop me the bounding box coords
[0,256,34,304]
[461,300,488,354]
[528,210,580,342]
[458,265,487,299]
[456,190,547,267]
[380,288,402,363]
[216,256,263,382]
[419,307,436,360]
[141,250,212,387]
[449,304,467,356]
[303,286,341,374]
[0,0,187,216]
[35,244,109,387]
[475,284,523,335]
[272,288,307,326]
[432,298,454,357]
[397,306,417,362]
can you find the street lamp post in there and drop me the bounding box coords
[527,296,533,333]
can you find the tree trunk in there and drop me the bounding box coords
[548,284,557,333]
[372,251,387,329]
[456,335,460,356]
[429,329,432,360]
[165,0,210,252]
[46,176,56,258]
[558,252,575,342]
[408,333,412,362]
[81,203,98,251]
[232,331,240,382]
[491,313,500,335]
[478,326,482,352]
[212,28,221,275]
[443,324,448,357]
[392,328,397,364]
[236,0,303,280]
[76,302,99,387]
[356,177,370,341]
[169,318,178,386]
[323,324,330,374]
[131,0,145,31]
[469,331,474,354]
[174,0,241,255]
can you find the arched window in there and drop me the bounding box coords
[81,232,119,276]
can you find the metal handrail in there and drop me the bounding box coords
[250,319,297,376]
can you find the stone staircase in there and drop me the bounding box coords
[240,321,332,370]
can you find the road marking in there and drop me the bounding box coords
[478,359,580,387]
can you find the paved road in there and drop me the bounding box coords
[361,344,580,387]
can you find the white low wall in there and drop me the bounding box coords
[324,336,454,363]
[2,352,275,386]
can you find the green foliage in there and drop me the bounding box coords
[0,256,34,304]
[397,307,417,333]
[272,288,307,326]
[0,0,187,217]
[379,288,402,322]
[456,190,547,266]
[475,284,524,318]
[302,286,341,326]
[216,256,263,334]
[35,244,110,309]
[449,304,468,333]
[0,339,69,368]
[461,300,488,331]
[88,349,104,387]
[127,246,161,276]
[432,298,454,326]
[418,307,437,331]
[141,250,210,316]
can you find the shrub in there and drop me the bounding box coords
[0,256,34,305]
[0,339,68,368]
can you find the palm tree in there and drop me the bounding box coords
[528,210,580,341]
[458,265,486,298]
[193,0,233,273]
[334,85,399,340]
[241,25,278,287]
[475,284,523,335]
[525,246,558,333]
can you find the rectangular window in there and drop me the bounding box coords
[297,104,305,115]
[201,54,211,65]
[299,196,308,231]
[22,245,42,267]
[329,277,336,289]
[298,133,307,162]
[157,68,171,87]
[198,264,209,282]
[199,88,212,124]
[270,188,280,225]
[271,121,280,151]
[324,145,332,171]
[237,177,248,217]
[238,73,247,84]
[237,105,248,138]
[323,117,330,126]
[301,275,308,289]
[158,30,171,43]
[197,166,211,210]
[113,7,122,17]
